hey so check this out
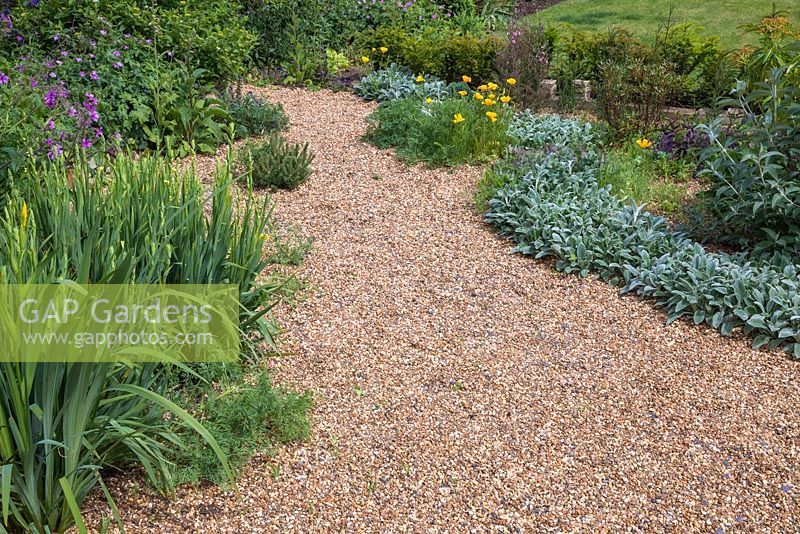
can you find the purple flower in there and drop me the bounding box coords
[52,34,60,41]
[16,64,25,72]
[60,50,68,57]
[43,89,58,108]
[47,144,62,160]
[112,61,123,69]
[0,72,8,85]
[48,72,57,78]
[112,50,120,57]
[89,70,99,80]
[100,29,107,36]
[75,57,82,63]
[145,38,152,44]
[29,78,37,88]
[79,71,86,77]
[114,131,122,141]
[94,127,103,138]
[81,139,92,149]
[15,35,22,42]
[45,138,54,146]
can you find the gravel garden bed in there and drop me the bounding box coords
[84,87,800,532]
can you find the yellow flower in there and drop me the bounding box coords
[473,92,484,100]
[485,111,498,123]
[425,97,432,104]
[452,113,465,124]
[462,75,472,83]
[371,47,377,53]
[379,46,388,54]
[500,95,512,103]
[635,138,653,149]
[483,98,496,106]
[506,77,517,85]
[458,90,468,97]
[20,201,28,229]
[361,56,370,64]
[487,82,498,91]
[487,93,496,100]
[477,84,488,92]
[416,74,424,83]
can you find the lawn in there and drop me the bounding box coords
[527,0,800,49]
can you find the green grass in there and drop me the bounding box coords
[596,149,693,215]
[529,0,800,49]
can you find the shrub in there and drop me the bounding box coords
[171,370,312,486]
[364,92,513,166]
[485,113,800,358]
[595,58,680,140]
[495,21,553,109]
[239,135,315,190]
[697,65,800,256]
[508,110,595,149]
[356,25,500,83]
[222,90,289,139]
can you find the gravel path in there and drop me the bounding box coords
[98,88,800,532]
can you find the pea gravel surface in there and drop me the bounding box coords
[88,87,800,533]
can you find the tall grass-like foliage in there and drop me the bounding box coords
[0,152,284,533]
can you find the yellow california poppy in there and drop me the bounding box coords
[425,97,432,104]
[485,111,498,123]
[474,92,484,100]
[500,95,511,103]
[635,138,653,149]
[487,82,498,91]
[462,75,472,83]
[379,47,388,54]
[506,78,517,85]
[458,90,468,97]
[483,98,496,106]
[416,75,424,82]
[361,56,370,64]
[452,113,465,124]
[477,84,488,92]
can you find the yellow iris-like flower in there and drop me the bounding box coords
[474,92,484,100]
[458,90,468,97]
[485,111,498,123]
[483,98,496,106]
[500,95,511,103]
[462,75,472,83]
[506,78,517,85]
[361,56,370,64]
[452,113,465,124]
[487,82,498,91]
[425,97,433,104]
[20,201,28,229]
[379,46,388,54]
[416,75,424,82]
[477,84,488,92]
[635,138,653,149]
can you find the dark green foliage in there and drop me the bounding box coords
[239,135,315,190]
[171,370,312,486]
[356,26,500,83]
[595,57,680,140]
[223,91,289,139]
